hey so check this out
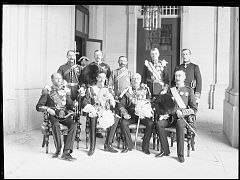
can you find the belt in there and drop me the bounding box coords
[68,83,79,86]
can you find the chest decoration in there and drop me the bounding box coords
[49,87,67,108]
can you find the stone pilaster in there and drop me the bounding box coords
[223,7,239,147]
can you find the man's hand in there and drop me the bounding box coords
[47,108,55,116]
[195,97,200,104]
[160,90,167,95]
[176,110,183,118]
[78,87,86,97]
[74,101,78,108]
[123,113,131,120]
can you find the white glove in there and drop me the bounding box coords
[123,113,131,120]
[47,108,55,116]
[176,110,183,118]
[195,97,200,104]
[79,87,86,97]
[74,101,78,108]
[160,90,167,95]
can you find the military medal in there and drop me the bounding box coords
[59,109,66,119]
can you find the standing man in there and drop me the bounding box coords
[155,70,197,163]
[109,56,133,98]
[57,50,81,101]
[36,73,78,161]
[142,47,169,98]
[172,49,202,104]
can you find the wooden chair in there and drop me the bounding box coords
[116,116,157,150]
[164,115,196,157]
[41,111,82,153]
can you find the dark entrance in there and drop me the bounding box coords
[137,18,180,84]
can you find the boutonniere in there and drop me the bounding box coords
[160,60,168,71]
[160,59,168,67]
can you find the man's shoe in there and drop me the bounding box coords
[104,144,118,153]
[61,153,77,161]
[52,150,61,158]
[155,151,169,158]
[88,149,95,156]
[121,147,132,153]
[178,156,185,163]
[143,149,150,155]
[96,132,104,138]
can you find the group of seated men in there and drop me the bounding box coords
[36,48,199,163]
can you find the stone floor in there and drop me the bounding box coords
[3,108,239,179]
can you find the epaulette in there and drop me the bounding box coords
[42,85,51,95]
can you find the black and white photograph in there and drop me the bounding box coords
[2,4,239,179]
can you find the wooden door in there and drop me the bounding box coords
[137,18,180,84]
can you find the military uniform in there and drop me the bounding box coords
[155,85,197,159]
[57,62,82,101]
[82,84,116,155]
[142,59,169,96]
[172,62,202,99]
[119,84,154,152]
[36,84,77,155]
[109,68,133,97]
[88,61,111,85]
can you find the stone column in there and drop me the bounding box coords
[223,7,239,147]
[127,6,138,73]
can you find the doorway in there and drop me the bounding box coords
[136,18,180,84]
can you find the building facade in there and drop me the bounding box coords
[2,5,239,147]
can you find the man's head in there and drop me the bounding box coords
[182,49,191,63]
[174,70,186,85]
[51,73,63,87]
[96,72,107,85]
[118,56,128,68]
[66,50,76,64]
[131,73,142,88]
[94,50,103,64]
[150,48,160,61]
[79,56,90,67]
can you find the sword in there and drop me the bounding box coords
[179,116,219,162]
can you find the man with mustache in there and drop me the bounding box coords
[57,50,82,101]
[107,56,133,152]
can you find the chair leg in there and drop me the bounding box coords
[134,117,141,149]
[187,138,191,157]
[152,128,156,150]
[170,132,174,147]
[75,122,81,149]
[157,136,160,151]
[191,134,195,151]
[42,135,46,148]
[85,117,90,149]
[45,134,49,154]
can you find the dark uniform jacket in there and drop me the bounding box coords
[168,85,198,116]
[172,62,202,98]
[36,85,74,117]
[57,62,82,84]
[119,85,151,117]
[88,61,111,84]
[142,59,169,95]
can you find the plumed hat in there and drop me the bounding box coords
[153,94,176,115]
[80,62,100,86]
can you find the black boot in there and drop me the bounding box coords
[88,118,96,156]
[52,149,61,158]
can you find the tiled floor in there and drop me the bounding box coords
[3,108,239,179]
